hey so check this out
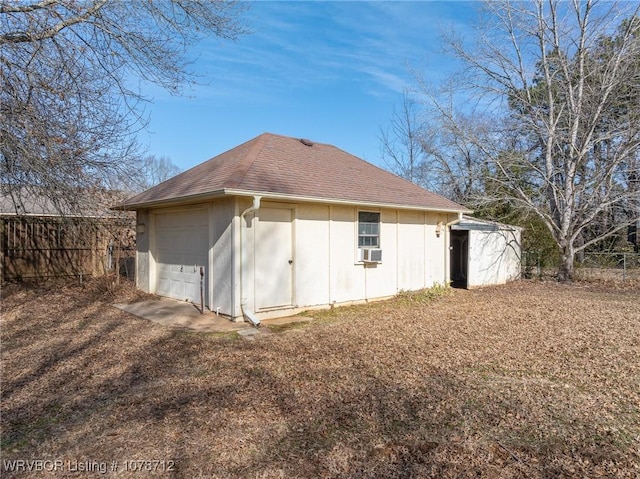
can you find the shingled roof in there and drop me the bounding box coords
[120,133,471,213]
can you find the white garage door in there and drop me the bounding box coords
[155,210,209,305]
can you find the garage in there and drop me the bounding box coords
[154,209,209,305]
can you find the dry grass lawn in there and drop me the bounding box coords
[1,279,639,478]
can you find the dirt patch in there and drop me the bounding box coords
[2,279,639,478]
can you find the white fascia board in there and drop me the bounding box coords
[114,190,228,210]
[223,189,473,215]
[116,188,472,215]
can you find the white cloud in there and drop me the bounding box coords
[172,2,475,104]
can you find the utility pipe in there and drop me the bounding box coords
[239,196,262,327]
[444,212,464,286]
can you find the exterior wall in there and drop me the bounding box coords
[235,197,255,318]
[364,209,396,299]
[397,210,424,291]
[295,203,331,307]
[240,200,449,319]
[209,198,235,316]
[232,197,243,318]
[428,215,448,285]
[136,197,455,321]
[135,210,151,292]
[327,205,365,303]
[467,228,521,288]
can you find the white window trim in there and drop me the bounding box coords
[356,209,381,263]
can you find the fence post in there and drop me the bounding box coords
[623,253,626,281]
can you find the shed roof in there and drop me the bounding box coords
[119,132,471,213]
[451,215,522,232]
[1,186,130,219]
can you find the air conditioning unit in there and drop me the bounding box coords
[360,248,382,263]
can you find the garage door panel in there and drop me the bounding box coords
[156,228,178,244]
[154,210,209,305]
[169,278,186,299]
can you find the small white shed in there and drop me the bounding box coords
[450,216,522,288]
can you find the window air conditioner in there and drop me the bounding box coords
[360,248,382,263]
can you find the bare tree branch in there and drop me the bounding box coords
[414,0,640,279]
[1,0,248,218]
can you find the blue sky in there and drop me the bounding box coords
[140,1,480,172]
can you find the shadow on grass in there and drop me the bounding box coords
[1,284,637,478]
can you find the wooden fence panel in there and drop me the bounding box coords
[1,217,134,282]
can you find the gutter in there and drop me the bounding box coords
[239,196,262,327]
[444,212,464,286]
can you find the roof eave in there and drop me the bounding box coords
[111,189,228,211]
[114,188,472,215]
[225,189,473,214]
[456,215,522,231]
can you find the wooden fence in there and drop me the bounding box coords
[1,216,134,282]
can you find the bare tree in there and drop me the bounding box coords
[379,92,428,186]
[1,0,247,217]
[421,0,640,281]
[381,88,498,206]
[418,100,494,205]
[133,155,182,193]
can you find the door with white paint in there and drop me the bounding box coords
[255,207,293,309]
[155,210,209,305]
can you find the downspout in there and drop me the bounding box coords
[444,212,463,286]
[240,196,262,327]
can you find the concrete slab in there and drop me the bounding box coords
[113,299,248,333]
[113,298,314,334]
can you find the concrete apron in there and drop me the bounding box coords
[113,298,310,334]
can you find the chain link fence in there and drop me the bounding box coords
[522,251,640,281]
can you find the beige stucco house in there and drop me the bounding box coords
[119,133,517,325]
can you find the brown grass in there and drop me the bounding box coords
[2,279,639,478]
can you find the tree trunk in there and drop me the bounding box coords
[558,243,575,282]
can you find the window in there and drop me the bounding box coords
[358,211,380,248]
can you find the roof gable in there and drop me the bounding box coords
[121,133,470,213]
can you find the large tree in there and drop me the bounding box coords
[419,0,640,281]
[1,0,246,215]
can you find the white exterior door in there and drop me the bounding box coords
[255,207,293,309]
[155,210,209,305]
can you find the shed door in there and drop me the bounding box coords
[155,210,209,305]
[450,230,468,289]
[255,208,293,309]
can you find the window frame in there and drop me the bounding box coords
[357,210,381,249]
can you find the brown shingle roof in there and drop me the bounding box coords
[120,133,470,212]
